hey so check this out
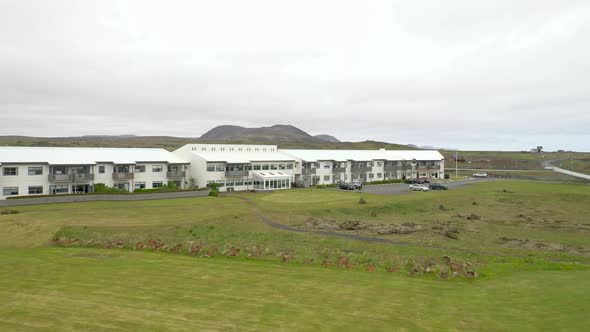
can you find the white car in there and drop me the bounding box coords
[409,184,429,191]
[473,172,488,178]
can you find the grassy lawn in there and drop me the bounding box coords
[1,181,589,330]
[0,248,588,331]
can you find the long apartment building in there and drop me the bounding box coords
[0,144,444,199]
[0,147,190,200]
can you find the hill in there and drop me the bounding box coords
[314,134,340,143]
[200,124,323,142]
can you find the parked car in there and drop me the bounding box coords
[350,179,363,189]
[473,172,488,178]
[405,178,429,184]
[409,184,429,191]
[429,182,448,190]
[338,182,356,190]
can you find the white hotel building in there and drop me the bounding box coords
[0,144,444,199]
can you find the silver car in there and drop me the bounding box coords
[409,184,429,191]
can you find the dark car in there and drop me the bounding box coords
[429,182,448,190]
[338,182,356,190]
[405,178,430,184]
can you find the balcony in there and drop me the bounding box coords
[332,167,346,173]
[73,173,94,181]
[351,167,372,173]
[384,166,398,172]
[112,173,134,180]
[302,168,316,175]
[225,170,248,177]
[167,171,187,178]
[48,174,73,182]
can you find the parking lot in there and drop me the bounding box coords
[360,178,490,196]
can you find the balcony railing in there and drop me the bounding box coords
[384,166,398,172]
[167,171,187,178]
[112,173,134,180]
[225,170,248,177]
[48,174,73,182]
[73,173,94,181]
[351,167,372,173]
[332,167,346,173]
[302,168,316,175]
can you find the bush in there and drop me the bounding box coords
[94,183,126,193]
[359,197,367,205]
[0,209,19,215]
[315,184,337,188]
[364,179,404,185]
[208,183,220,197]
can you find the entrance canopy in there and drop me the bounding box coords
[251,171,292,190]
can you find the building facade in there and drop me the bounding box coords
[0,147,189,200]
[0,144,444,199]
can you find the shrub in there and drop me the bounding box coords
[364,179,404,185]
[208,183,220,197]
[0,209,19,215]
[94,183,126,193]
[359,197,367,205]
[315,184,337,188]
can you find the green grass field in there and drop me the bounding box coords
[1,181,589,331]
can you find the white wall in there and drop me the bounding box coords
[0,164,50,199]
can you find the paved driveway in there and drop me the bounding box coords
[360,179,490,196]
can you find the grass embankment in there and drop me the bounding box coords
[448,170,588,182]
[1,181,589,330]
[552,158,590,175]
[441,151,590,171]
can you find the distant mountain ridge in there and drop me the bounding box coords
[200,125,325,143]
[0,124,416,151]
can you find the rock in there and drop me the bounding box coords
[466,213,481,221]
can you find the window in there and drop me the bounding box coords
[27,167,43,176]
[286,163,293,169]
[279,164,286,170]
[376,162,382,167]
[323,163,330,169]
[377,173,382,178]
[51,185,69,194]
[216,180,225,187]
[397,161,402,166]
[152,165,163,172]
[207,164,215,172]
[98,166,105,174]
[3,167,18,176]
[152,181,163,188]
[28,186,43,195]
[270,164,278,170]
[2,187,19,196]
[135,165,146,173]
[235,179,244,186]
[253,164,261,170]
[261,164,269,170]
[324,175,330,181]
[369,173,374,179]
[367,162,373,167]
[216,164,225,172]
[134,182,146,190]
[384,173,390,179]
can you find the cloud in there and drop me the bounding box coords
[0,0,589,151]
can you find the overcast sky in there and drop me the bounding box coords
[1,1,589,151]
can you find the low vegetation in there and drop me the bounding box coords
[1,181,589,330]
